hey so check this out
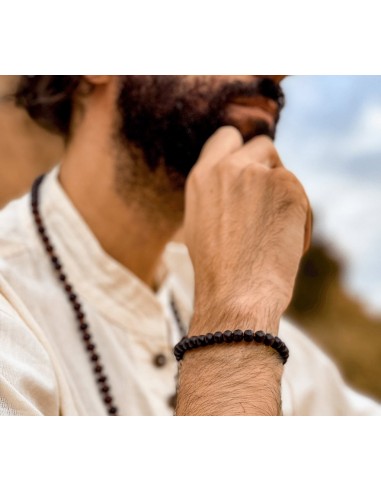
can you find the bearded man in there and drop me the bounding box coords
[0,75,378,415]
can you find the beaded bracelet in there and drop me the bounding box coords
[173,330,289,365]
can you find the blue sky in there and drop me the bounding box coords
[276,76,381,315]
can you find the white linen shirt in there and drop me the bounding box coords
[0,168,380,416]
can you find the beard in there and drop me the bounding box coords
[116,76,285,184]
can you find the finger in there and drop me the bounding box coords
[231,135,283,170]
[195,126,244,170]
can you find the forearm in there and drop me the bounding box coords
[175,306,284,416]
[177,128,310,416]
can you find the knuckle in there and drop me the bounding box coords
[271,169,309,213]
[244,163,269,178]
[254,135,279,158]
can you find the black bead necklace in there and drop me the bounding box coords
[31,175,119,415]
[31,175,189,416]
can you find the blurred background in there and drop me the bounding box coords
[0,76,63,208]
[277,76,381,401]
[0,75,380,400]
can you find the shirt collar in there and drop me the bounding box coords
[39,167,173,335]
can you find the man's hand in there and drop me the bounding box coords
[184,126,311,335]
[176,126,311,416]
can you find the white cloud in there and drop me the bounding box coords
[277,77,381,315]
[343,103,381,155]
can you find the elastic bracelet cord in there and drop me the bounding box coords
[173,330,289,365]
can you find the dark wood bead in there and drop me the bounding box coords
[178,339,186,351]
[64,284,72,293]
[174,346,183,358]
[104,395,113,404]
[91,354,99,362]
[205,333,215,345]
[69,293,77,302]
[45,241,52,249]
[264,333,274,346]
[214,332,224,343]
[86,343,95,352]
[108,406,118,415]
[279,347,289,357]
[59,273,66,282]
[277,342,286,352]
[79,323,88,331]
[101,385,110,393]
[189,336,199,348]
[38,226,45,235]
[73,302,81,311]
[94,364,103,373]
[76,311,85,321]
[243,330,254,342]
[198,335,207,346]
[182,338,191,350]
[83,333,91,341]
[272,337,283,349]
[153,354,167,367]
[223,330,234,343]
[233,329,244,342]
[254,331,266,343]
[176,340,185,352]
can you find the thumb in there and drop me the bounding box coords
[194,126,244,171]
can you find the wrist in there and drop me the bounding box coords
[176,342,283,416]
[191,295,283,337]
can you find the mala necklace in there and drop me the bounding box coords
[31,175,187,416]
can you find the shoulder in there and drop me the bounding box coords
[0,193,60,415]
[0,293,59,415]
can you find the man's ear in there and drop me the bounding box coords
[83,76,111,85]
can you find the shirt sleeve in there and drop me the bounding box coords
[0,306,59,416]
[280,318,381,416]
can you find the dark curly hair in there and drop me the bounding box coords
[14,76,85,140]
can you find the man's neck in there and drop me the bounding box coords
[58,114,182,290]
[59,163,182,290]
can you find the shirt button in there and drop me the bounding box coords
[153,353,167,368]
[168,393,177,409]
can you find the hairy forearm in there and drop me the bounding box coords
[176,128,309,416]
[175,307,284,416]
